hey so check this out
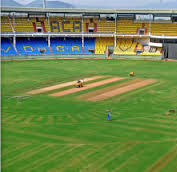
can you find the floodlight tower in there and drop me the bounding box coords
[43,0,46,8]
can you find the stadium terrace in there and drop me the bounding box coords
[1,7,177,59]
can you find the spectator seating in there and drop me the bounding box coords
[49,17,82,32]
[84,38,95,54]
[1,16,177,36]
[95,37,114,54]
[151,23,177,36]
[1,38,18,56]
[117,20,149,35]
[15,17,34,32]
[1,37,162,56]
[1,17,13,32]
[16,37,50,55]
[15,17,48,33]
[141,47,162,56]
[51,37,83,54]
[114,39,162,55]
[51,37,96,54]
[1,37,96,56]
[84,18,115,33]
[114,39,137,55]
[97,19,115,33]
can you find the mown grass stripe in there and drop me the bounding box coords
[112,148,145,172]
[145,144,177,172]
[2,115,18,123]
[45,115,55,125]
[10,115,26,122]
[66,114,78,122]
[160,153,177,172]
[32,145,83,171]
[62,144,111,171]
[146,116,177,123]
[150,114,177,120]
[3,144,43,168]
[120,120,177,134]
[57,115,63,122]
[49,145,88,171]
[5,127,81,143]
[76,113,86,120]
[78,144,112,171]
[96,143,136,171]
[81,144,122,171]
[18,145,69,172]
[133,117,177,126]
[5,145,51,171]
[62,146,96,171]
[114,123,177,137]
[2,143,29,157]
[110,81,162,103]
[122,120,177,131]
[21,115,36,125]
[76,113,94,122]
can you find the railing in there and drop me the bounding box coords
[1,32,177,38]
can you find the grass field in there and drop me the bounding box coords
[1,59,177,172]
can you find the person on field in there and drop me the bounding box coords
[107,110,111,120]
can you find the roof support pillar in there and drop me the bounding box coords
[43,0,46,9]
[149,20,151,36]
[48,13,51,33]
[48,35,51,48]
[13,35,17,52]
[13,12,15,33]
[114,35,117,49]
[82,14,85,54]
[114,14,117,48]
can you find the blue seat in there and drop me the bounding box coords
[1,38,18,56]
[1,37,96,56]
[51,37,84,55]
[84,38,95,54]
[16,38,50,55]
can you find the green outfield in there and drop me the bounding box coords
[1,59,177,172]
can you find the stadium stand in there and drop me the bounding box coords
[1,17,13,32]
[114,39,137,55]
[151,23,177,36]
[2,8,177,57]
[49,17,82,32]
[97,19,115,33]
[16,37,50,55]
[34,17,49,32]
[1,17,176,36]
[1,38,18,56]
[15,17,48,33]
[114,39,162,55]
[95,38,114,54]
[141,47,162,56]
[51,37,83,54]
[83,18,115,33]
[83,18,97,33]
[15,17,34,32]
[84,38,95,54]
[117,20,149,35]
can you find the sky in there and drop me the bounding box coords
[14,0,177,8]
